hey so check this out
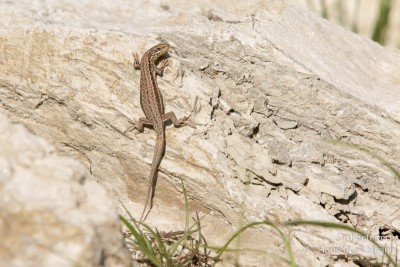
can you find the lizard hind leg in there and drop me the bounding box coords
[124,117,151,133]
[162,96,198,128]
[162,111,190,127]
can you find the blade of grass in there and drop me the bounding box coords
[326,139,400,182]
[320,0,329,19]
[167,180,199,257]
[168,224,199,257]
[371,0,392,45]
[121,204,154,250]
[136,221,172,266]
[182,179,190,232]
[121,203,155,255]
[119,215,162,267]
[213,220,297,267]
[194,213,204,261]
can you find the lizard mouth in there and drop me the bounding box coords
[160,44,170,55]
[156,45,170,62]
[150,43,171,63]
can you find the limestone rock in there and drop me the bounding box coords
[1,0,400,266]
[0,114,130,267]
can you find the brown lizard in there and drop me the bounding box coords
[125,43,190,221]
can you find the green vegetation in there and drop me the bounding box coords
[371,0,393,45]
[309,0,395,46]
[120,181,218,267]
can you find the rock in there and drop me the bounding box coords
[307,165,355,200]
[289,141,324,165]
[0,114,130,267]
[267,139,294,166]
[226,133,276,183]
[1,0,400,266]
[273,117,298,129]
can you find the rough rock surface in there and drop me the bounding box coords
[0,114,130,266]
[1,0,400,266]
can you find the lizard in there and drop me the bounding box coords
[124,43,190,221]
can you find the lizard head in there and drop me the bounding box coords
[149,43,170,63]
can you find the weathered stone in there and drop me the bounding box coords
[289,141,324,164]
[307,165,355,200]
[226,133,276,183]
[267,140,294,166]
[273,117,299,129]
[0,114,130,267]
[1,0,400,266]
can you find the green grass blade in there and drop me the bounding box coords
[137,221,171,265]
[371,0,392,44]
[213,220,296,266]
[119,215,162,267]
[120,204,154,252]
[326,140,400,182]
[181,179,190,232]
[320,0,329,19]
[168,223,199,256]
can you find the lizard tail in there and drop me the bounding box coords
[140,131,166,221]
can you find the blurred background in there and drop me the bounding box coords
[295,0,400,48]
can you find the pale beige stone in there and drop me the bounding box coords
[1,0,400,266]
[0,114,130,267]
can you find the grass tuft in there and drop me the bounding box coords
[120,182,219,267]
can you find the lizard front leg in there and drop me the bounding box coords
[132,52,140,70]
[155,59,169,76]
